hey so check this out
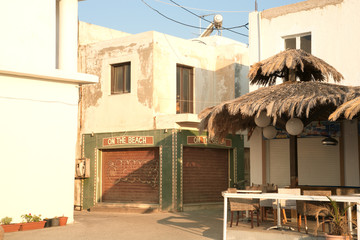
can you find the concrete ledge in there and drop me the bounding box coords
[90,203,160,214]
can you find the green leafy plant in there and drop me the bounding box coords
[0,217,12,225]
[21,213,42,223]
[316,197,353,236]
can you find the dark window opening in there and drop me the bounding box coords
[111,62,131,94]
[176,65,193,114]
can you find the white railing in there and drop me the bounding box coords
[222,192,360,240]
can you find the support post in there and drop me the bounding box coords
[223,195,228,240]
[290,135,298,187]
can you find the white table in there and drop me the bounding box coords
[222,192,360,240]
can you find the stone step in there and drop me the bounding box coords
[89,203,160,214]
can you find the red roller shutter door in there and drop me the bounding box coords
[183,147,228,204]
[102,148,159,204]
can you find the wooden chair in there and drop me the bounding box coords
[296,190,332,235]
[259,184,278,221]
[228,188,260,228]
[274,188,301,225]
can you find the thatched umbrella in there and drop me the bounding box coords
[249,49,343,86]
[198,48,354,187]
[329,95,360,121]
[199,81,358,140]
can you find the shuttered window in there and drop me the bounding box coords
[183,147,228,204]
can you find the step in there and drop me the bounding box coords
[90,203,160,214]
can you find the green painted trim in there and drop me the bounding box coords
[81,129,244,212]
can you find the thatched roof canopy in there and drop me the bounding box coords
[199,81,359,140]
[248,49,344,86]
[329,95,360,121]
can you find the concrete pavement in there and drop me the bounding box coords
[4,209,223,240]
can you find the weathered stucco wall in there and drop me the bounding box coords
[79,27,249,134]
[79,21,132,46]
[79,32,155,133]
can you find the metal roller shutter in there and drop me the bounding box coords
[102,148,159,204]
[183,147,228,204]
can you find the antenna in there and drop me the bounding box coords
[255,0,258,11]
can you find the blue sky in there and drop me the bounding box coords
[79,0,303,43]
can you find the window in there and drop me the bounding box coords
[176,65,193,114]
[111,62,131,94]
[284,33,311,53]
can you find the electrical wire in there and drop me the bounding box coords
[168,0,248,37]
[141,0,211,30]
[154,0,251,13]
[141,0,248,37]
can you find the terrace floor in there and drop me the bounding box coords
[226,211,356,240]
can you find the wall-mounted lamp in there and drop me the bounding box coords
[322,136,338,146]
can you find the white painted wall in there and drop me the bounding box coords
[248,0,360,186]
[252,0,360,86]
[0,0,97,224]
[0,76,79,223]
[0,0,56,70]
[343,120,360,186]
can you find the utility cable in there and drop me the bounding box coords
[141,0,248,37]
[154,0,251,13]
[142,0,211,30]
[168,0,248,37]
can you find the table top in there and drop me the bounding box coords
[236,190,262,193]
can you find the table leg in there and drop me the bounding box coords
[223,196,227,240]
[347,202,352,233]
[356,203,360,238]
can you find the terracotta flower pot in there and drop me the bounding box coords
[1,223,21,232]
[20,221,46,231]
[58,217,68,226]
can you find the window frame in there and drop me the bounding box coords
[111,62,131,95]
[283,32,311,53]
[176,64,194,114]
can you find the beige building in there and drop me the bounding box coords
[248,0,360,188]
[0,0,97,223]
[77,22,249,211]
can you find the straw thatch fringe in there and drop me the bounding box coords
[248,49,344,86]
[329,95,360,121]
[199,82,360,140]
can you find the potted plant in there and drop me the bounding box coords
[20,213,46,231]
[44,217,60,227]
[0,217,20,232]
[58,216,68,226]
[316,197,353,240]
